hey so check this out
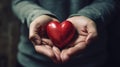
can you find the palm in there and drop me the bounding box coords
[34,38,61,63]
[60,26,88,63]
[60,16,97,63]
[29,15,61,63]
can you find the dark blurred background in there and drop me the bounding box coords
[0,0,120,67]
[0,0,20,67]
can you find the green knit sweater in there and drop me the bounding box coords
[12,0,115,67]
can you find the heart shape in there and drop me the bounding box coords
[46,21,75,49]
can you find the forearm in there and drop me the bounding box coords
[70,0,116,25]
[12,0,56,27]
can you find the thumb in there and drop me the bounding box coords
[29,22,41,45]
[29,34,41,45]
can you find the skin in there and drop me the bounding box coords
[29,15,97,63]
[61,16,97,63]
[29,15,61,63]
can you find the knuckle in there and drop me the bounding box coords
[48,52,55,58]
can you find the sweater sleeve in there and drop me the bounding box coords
[70,0,116,25]
[12,0,56,27]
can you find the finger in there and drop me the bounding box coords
[69,42,86,55]
[68,35,86,47]
[79,27,88,36]
[86,22,97,43]
[61,42,86,63]
[41,38,53,46]
[29,34,41,45]
[29,22,42,45]
[52,46,61,63]
[61,49,70,63]
[86,32,97,44]
[35,45,57,63]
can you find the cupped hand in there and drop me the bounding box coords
[29,15,61,63]
[60,16,98,63]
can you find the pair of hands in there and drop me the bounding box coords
[29,15,97,63]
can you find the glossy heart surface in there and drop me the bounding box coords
[46,21,75,49]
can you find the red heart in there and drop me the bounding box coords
[46,21,75,49]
